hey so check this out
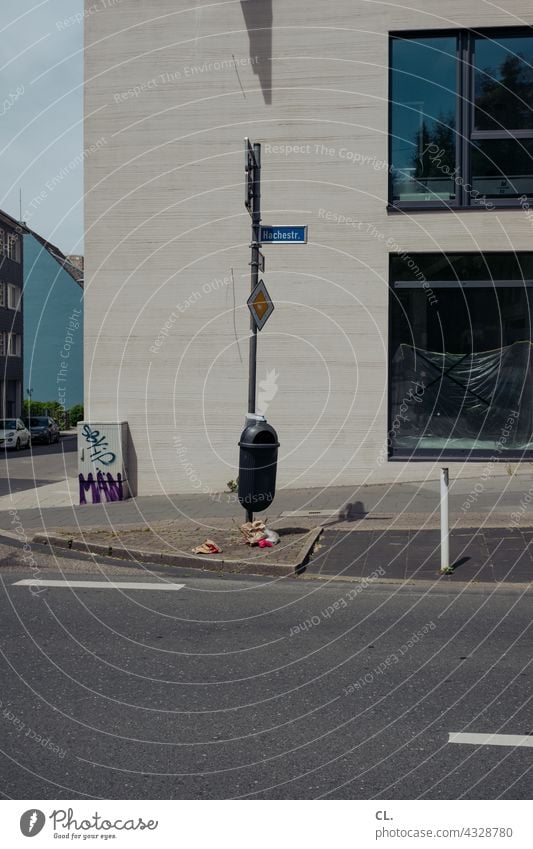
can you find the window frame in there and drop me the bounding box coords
[389,27,533,211]
[388,250,533,462]
[7,333,21,357]
[7,284,20,311]
[6,234,19,262]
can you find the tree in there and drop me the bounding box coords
[69,404,84,425]
[22,399,84,428]
[23,399,64,418]
[475,54,533,131]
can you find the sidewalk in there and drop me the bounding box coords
[2,470,533,526]
[32,517,322,577]
[1,475,532,585]
[30,516,533,584]
[2,463,533,512]
[307,524,533,585]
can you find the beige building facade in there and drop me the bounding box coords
[84,0,533,496]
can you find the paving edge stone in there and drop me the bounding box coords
[31,528,323,578]
[300,574,533,590]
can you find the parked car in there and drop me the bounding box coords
[0,418,31,450]
[23,416,61,445]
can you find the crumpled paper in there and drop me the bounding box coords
[240,522,280,546]
[192,539,222,555]
[240,520,267,546]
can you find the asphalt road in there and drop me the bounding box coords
[0,434,77,497]
[0,549,530,800]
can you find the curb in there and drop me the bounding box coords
[300,573,533,590]
[31,528,323,577]
[316,517,533,532]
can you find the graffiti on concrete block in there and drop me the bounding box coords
[81,424,117,466]
[79,472,124,505]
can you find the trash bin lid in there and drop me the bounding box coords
[239,420,279,447]
[239,421,279,448]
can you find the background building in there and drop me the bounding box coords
[0,210,23,418]
[84,0,533,496]
[66,255,84,275]
[23,233,84,412]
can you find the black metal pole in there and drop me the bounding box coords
[246,142,261,522]
[248,143,261,415]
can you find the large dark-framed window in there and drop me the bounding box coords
[390,29,533,209]
[389,252,533,460]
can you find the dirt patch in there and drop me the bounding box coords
[32,518,322,577]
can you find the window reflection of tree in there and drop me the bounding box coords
[399,43,533,197]
[475,53,533,131]
[411,114,456,182]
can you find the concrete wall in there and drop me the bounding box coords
[23,234,83,408]
[84,0,533,496]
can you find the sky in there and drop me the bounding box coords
[0,0,84,255]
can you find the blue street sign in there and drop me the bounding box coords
[260,226,308,244]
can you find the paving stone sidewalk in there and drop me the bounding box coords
[32,517,322,577]
[3,469,531,584]
[306,525,533,584]
[28,513,533,585]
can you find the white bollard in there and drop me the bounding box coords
[440,467,450,572]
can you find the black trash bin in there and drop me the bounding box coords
[238,418,279,513]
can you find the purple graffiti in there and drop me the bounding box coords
[79,472,124,505]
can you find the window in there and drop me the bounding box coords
[0,230,4,255]
[6,234,19,262]
[0,333,5,357]
[0,283,4,308]
[389,252,533,459]
[390,29,533,207]
[7,284,20,311]
[7,333,21,357]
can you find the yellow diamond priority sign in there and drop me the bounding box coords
[247,279,274,331]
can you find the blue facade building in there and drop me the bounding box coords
[23,233,83,411]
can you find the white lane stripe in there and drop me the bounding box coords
[12,580,185,591]
[449,733,533,748]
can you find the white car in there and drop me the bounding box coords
[0,418,31,450]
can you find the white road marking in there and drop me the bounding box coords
[449,732,533,748]
[12,579,185,591]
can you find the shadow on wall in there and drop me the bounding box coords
[126,423,138,497]
[240,0,272,104]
